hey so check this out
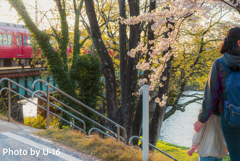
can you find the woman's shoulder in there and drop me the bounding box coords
[213,58,221,67]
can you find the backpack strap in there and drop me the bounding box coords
[217,58,231,73]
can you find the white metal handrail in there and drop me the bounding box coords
[32,79,127,143]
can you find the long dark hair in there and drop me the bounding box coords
[219,27,240,55]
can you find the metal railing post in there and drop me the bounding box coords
[72,118,75,129]
[46,84,50,128]
[8,82,11,122]
[143,85,149,161]
[117,125,120,142]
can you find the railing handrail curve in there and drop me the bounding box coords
[129,136,178,161]
[0,78,86,132]
[88,127,116,140]
[0,87,85,134]
[32,79,127,139]
[31,90,86,130]
[31,90,120,139]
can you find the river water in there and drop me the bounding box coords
[22,92,203,147]
[159,91,204,147]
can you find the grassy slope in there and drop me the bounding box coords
[36,128,172,161]
[36,128,231,161]
[0,114,231,161]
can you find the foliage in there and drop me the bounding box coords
[6,0,104,130]
[0,91,8,116]
[8,0,240,150]
[36,128,172,161]
[24,114,59,129]
[0,91,18,117]
[167,9,233,104]
[70,53,103,132]
[30,37,43,67]
[119,0,240,145]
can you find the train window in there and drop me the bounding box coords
[20,36,22,45]
[27,37,32,46]
[24,36,27,46]
[3,34,7,45]
[17,35,23,45]
[7,35,12,45]
[17,35,21,45]
[0,34,2,45]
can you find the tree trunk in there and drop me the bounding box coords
[149,20,174,149]
[132,0,156,139]
[85,0,118,129]
[120,0,140,141]
[118,0,127,127]
[149,57,172,149]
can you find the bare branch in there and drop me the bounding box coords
[220,0,238,10]
[164,97,202,121]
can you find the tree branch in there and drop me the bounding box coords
[164,97,202,120]
[55,0,69,70]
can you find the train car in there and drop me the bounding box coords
[0,22,33,67]
[0,22,72,68]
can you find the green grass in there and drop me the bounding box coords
[155,140,199,161]
[223,156,230,161]
[155,140,230,161]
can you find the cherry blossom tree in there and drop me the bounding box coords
[123,0,240,146]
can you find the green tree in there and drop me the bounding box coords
[6,0,102,131]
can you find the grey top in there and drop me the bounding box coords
[198,53,240,123]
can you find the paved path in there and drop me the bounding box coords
[0,120,100,161]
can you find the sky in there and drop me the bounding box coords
[0,0,56,29]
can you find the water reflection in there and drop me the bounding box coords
[159,91,203,147]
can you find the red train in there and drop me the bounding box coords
[0,22,72,68]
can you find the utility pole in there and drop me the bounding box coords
[143,85,149,161]
[35,0,38,25]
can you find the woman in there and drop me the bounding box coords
[194,27,240,160]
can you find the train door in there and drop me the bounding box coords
[17,34,23,56]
